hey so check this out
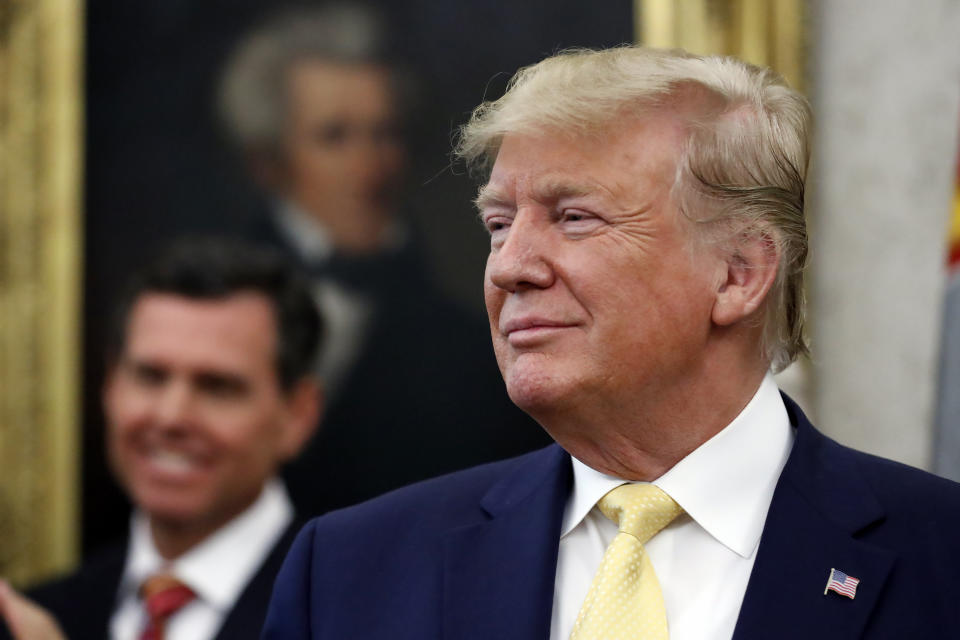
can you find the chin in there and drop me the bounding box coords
[134,489,209,526]
[504,367,573,417]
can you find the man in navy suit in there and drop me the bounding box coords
[263,46,960,639]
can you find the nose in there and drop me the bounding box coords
[153,380,195,434]
[486,211,555,293]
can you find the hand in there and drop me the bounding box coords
[0,580,66,640]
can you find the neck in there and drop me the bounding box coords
[146,488,264,561]
[148,518,221,561]
[546,347,769,481]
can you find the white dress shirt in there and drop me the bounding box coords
[109,478,294,640]
[550,374,794,640]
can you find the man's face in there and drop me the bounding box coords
[280,60,405,239]
[105,293,302,532]
[480,114,724,426]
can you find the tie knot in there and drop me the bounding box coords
[598,483,683,544]
[140,574,195,620]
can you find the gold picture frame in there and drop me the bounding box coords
[636,0,806,91]
[0,0,82,586]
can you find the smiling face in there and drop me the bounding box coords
[105,293,304,535]
[480,114,725,435]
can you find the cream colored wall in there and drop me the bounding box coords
[807,0,960,469]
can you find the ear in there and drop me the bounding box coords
[711,230,780,327]
[277,376,324,461]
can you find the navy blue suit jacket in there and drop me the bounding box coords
[263,399,960,638]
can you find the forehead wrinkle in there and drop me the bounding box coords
[533,177,594,202]
[521,175,618,212]
[481,136,659,215]
[538,170,657,217]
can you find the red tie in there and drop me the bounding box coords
[139,574,195,640]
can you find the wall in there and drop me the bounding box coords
[807,0,960,469]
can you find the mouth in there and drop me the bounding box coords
[137,445,208,481]
[501,317,577,346]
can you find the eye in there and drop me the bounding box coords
[558,209,602,233]
[480,213,513,247]
[485,218,510,233]
[195,373,249,399]
[128,362,167,387]
[313,122,348,146]
[560,208,594,222]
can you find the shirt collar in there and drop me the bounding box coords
[562,374,794,559]
[275,200,336,262]
[119,478,294,610]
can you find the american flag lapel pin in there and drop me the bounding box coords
[824,568,860,599]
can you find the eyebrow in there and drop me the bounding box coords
[537,179,595,201]
[475,179,597,214]
[193,370,251,395]
[474,186,511,213]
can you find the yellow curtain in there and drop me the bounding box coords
[0,0,83,586]
[635,0,805,91]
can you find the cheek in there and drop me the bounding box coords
[293,153,335,187]
[216,405,285,460]
[379,145,406,175]
[483,274,502,322]
[105,422,136,485]
[286,145,340,190]
[104,385,146,437]
[482,286,509,371]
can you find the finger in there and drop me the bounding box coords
[0,580,66,640]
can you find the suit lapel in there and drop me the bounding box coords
[733,398,895,639]
[442,445,571,640]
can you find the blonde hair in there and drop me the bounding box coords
[455,46,811,372]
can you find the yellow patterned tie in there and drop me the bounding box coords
[569,483,684,640]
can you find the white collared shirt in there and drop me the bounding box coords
[109,479,294,640]
[550,374,794,640]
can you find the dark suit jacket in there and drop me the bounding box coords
[13,521,301,640]
[262,398,960,639]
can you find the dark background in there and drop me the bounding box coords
[82,0,634,553]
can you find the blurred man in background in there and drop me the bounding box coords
[2,240,322,640]
[218,3,550,517]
